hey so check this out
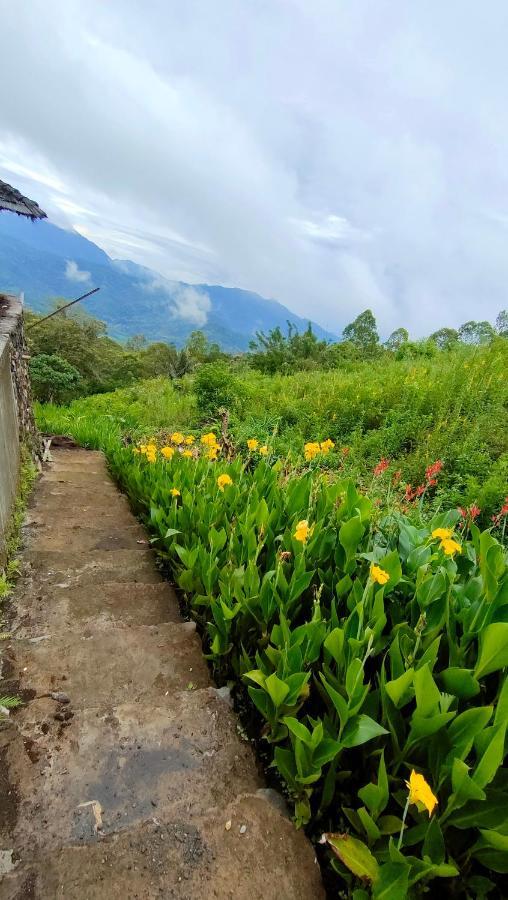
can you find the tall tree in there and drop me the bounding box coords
[429,327,459,350]
[342,309,379,350]
[385,327,409,350]
[495,309,508,337]
[458,320,494,345]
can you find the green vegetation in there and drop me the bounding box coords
[0,448,38,602]
[29,418,508,896]
[33,305,508,894]
[37,334,508,527]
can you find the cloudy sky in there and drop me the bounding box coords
[1,0,507,337]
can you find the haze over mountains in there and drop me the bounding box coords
[0,215,337,350]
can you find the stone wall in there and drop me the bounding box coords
[0,294,41,564]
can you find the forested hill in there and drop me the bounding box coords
[0,215,337,350]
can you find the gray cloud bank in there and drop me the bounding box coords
[1,0,507,337]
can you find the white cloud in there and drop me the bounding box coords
[139,275,211,326]
[170,285,211,326]
[65,259,91,284]
[1,1,508,337]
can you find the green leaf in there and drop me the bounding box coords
[422,817,445,865]
[384,668,414,708]
[472,830,508,874]
[264,673,290,708]
[475,623,508,678]
[358,806,381,843]
[372,862,409,900]
[473,722,507,789]
[414,663,441,717]
[358,752,388,819]
[341,715,388,749]
[324,833,379,883]
[282,716,312,744]
[339,516,365,560]
[446,706,493,764]
[440,667,480,699]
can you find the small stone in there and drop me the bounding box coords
[50,691,70,704]
[239,825,247,835]
[224,820,232,831]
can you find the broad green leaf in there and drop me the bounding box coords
[473,722,507,789]
[264,672,290,708]
[358,806,381,843]
[440,667,480,699]
[414,664,441,717]
[339,516,365,560]
[324,833,379,883]
[475,623,508,678]
[422,817,445,865]
[384,668,414,708]
[372,862,409,900]
[358,752,388,819]
[446,706,493,764]
[282,716,312,744]
[472,830,508,874]
[341,715,388,748]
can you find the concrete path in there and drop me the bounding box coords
[0,448,324,899]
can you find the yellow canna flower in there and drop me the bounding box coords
[370,564,390,585]
[304,441,321,461]
[406,770,438,816]
[320,438,335,454]
[182,449,193,458]
[171,432,184,445]
[146,453,156,464]
[217,473,233,491]
[259,445,268,455]
[184,435,195,445]
[432,527,453,541]
[161,446,175,460]
[139,445,147,455]
[170,488,180,497]
[207,446,219,460]
[146,444,157,454]
[440,537,461,556]
[247,439,259,451]
[293,519,314,543]
[201,432,218,447]
[133,447,140,454]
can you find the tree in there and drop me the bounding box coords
[185,330,223,364]
[495,310,508,337]
[429,327,459,351]
[385,327,409,351]
[342,309,379,350]
[126,334,148,351]
[29,353,81,403]
[458,320,494,345]
[249,322,329,374]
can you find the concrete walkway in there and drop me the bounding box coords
[0,448,324,899]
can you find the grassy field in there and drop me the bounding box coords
[38,339,508,528]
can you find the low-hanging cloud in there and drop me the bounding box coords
[169,285,211,326]
[65,259,91,284]
[140,275,211,326]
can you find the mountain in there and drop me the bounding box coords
[0,215,337,350]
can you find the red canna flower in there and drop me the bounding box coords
[341,446,350,456]
[425,460,443,482]
[392,470,402,485]
[373,457,390,476]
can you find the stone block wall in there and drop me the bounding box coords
[0,294,41,563]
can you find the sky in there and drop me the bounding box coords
[1,0,507,337]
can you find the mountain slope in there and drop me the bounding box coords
[0,215,337,350]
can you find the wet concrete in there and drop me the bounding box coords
[0,448,324,899]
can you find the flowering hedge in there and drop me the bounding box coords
[97,432,508,898]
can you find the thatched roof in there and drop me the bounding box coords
[0,179,47,219]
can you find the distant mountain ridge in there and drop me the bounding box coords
[0,215,337,350]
